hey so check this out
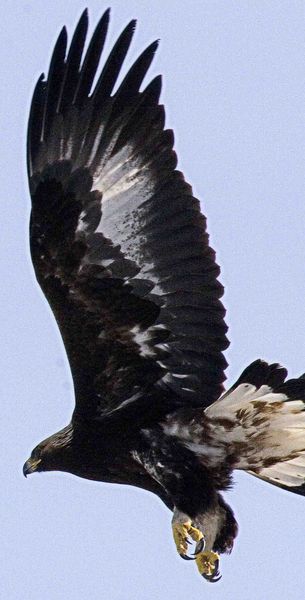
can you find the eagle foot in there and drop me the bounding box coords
[172,520,205,560]
[195,550,221,582]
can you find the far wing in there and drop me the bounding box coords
[28,10,228,419]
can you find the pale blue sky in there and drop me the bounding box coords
[1,1,305,599]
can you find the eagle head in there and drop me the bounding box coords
[23,424,74,476]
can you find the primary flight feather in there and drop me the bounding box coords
[24,9,305,581]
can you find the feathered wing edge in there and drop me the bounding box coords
[27,9,158,178]
[28,9,229,416]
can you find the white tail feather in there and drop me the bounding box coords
[250,452,305,488]
[206,382,305,486]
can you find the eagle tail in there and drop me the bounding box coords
[206,360,305,495]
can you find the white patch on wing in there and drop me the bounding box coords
[131,325,155,358]
[59,137,64,161]
[155,343,170,352]
[78,137,166,294]
[65,136,73,161]
[96,165,140,197]
[86,122,108,167]
[157,361,168,369]
[90,143,160,280]
[77,209,91,233]
[91,136,133,186]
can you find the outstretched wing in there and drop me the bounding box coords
[28,9,228,420]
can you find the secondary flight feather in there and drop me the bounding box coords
[24,9,305,582]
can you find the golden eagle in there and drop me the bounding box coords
[23,9,305,581]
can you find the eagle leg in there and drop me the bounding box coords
[172,518,205,560]
[172,507,223,581]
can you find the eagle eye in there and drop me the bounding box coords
[32,447,42,460]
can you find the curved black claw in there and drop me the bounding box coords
[193,538,205,555]
[179,553,196,561]
[202,573,222,583]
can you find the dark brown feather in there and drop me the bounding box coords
[28,10,229,423]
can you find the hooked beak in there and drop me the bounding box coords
[23,458,41,477]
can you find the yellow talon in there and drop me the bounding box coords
[188,524,204,543]
[172,521,204,556]
[172,520,221,581]
[196,550,221,581]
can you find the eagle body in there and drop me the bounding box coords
[24,9,305,581]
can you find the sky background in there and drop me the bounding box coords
[1,1,305,599]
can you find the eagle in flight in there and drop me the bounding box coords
[24,9,305,581]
